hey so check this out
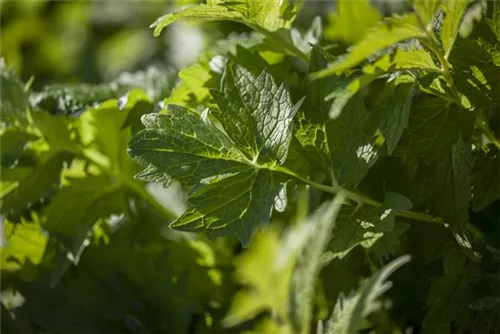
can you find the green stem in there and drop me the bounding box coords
[276,166,441,225]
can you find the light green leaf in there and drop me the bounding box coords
[323,255,411,334]
[151,0,297,35]
[324,0,381,45]
[472,144,500,211]
[314,44,441,81]
[165,32,267,109]
[314,14,426,76]
[151,3,243,36]
[440,0,470,58]
[222,225,295,329]
[291,194,345,334]
[129,62,303,245]
[380,81,417,154]
[413,0,441,28]
[394,97,474,163]
[1,218,47,273]
[361,48,442,75]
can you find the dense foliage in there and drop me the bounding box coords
[1,1,499,333]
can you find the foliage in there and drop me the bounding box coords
[1,0,499,333]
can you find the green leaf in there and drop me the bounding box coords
[380,81,417,154]
[165,32,266,110]
[423,138,478,258]
[0,59,29,129]
[291,194,345,334]
[151,0,298,35]
[440,0,470,58]
[323,255,411,334]
[31,65,175,116]
[222,225,295,329]
[472,144,500,211]
[42,176,126,237]
[394,97,474,163]
[324,0,382,45]
[413,0,441,28]
[423,244,478,333]
[361,48,442,75]
[1,218,47,273]
[297,49,377,186]
[486,0,500,40]
[316,14,426,75]
[1,151,72,217]
[129,62,303,245]
[297,96,375,187]
[0,128,38,168]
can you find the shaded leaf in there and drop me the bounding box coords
[323,255,411,334]
[394,97,474,163]
[472,144,500,211]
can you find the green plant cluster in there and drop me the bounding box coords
[1,1,499,333]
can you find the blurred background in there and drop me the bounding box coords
[0,0,407,90]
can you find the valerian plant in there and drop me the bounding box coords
[1,0,499,333]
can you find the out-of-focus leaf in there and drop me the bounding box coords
[472,144,500,211]
[323,255,411,334]
[324,0,381,45]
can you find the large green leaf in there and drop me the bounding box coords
[322,255,411,334]
[129,62,304,245]
[472,144,500,211]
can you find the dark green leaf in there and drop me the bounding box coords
[394,97,474,163]
[324,255,411,334]
[380,81,417,155]
[472,144,500,211]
